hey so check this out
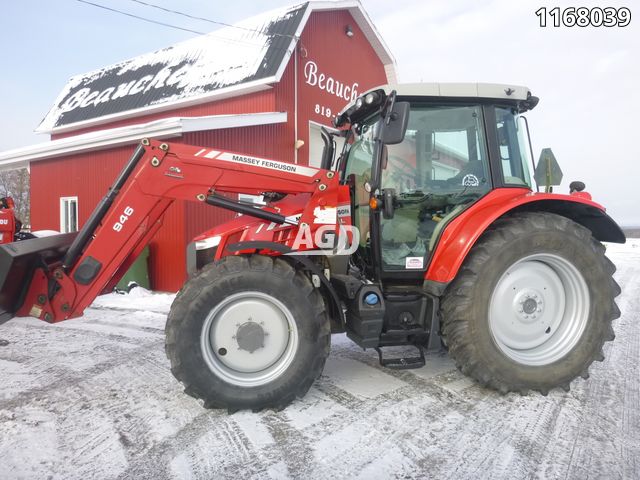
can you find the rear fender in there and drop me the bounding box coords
[425,189,625,284]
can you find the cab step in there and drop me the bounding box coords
[375,345,425,370]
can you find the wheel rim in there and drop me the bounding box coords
[200,291,299,387]
[489,253,590,366]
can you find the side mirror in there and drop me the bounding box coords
[382,102,410,145]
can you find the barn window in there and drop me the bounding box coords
[60,196,78,233]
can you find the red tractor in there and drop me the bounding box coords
[0,84,624,411]
[0,196,32,244]
[0,197,17,245]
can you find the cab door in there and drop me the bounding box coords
[377,104,492,277]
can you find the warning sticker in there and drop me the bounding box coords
[405,257,424,269]
[313,207,337,224]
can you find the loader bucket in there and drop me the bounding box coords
[0,232,77,324]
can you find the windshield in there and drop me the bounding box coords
[344,121,377,247]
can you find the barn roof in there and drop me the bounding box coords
[37,1,395,134]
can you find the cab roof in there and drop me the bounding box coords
[380,82,534,102]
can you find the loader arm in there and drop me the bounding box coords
[3,139,340,324]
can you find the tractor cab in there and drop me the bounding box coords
[334,84,539,284]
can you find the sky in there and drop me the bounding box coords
[0,0,638,225]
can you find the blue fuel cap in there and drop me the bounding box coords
[364,293,379,306]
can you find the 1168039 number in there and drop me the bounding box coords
[535,7,631,27]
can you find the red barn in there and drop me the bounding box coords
[0,1,395,291]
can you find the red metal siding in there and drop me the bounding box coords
[273,52,296,164]
[294,11,389,166]
[148,202,186,292]
[31,146,132,231]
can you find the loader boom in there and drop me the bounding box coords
[3,139,341,324]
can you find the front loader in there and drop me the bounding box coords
[0,83,625,410]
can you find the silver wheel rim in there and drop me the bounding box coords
[489,253,590,366]
[200,291,299,387]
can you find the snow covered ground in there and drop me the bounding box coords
[0,240,638,479]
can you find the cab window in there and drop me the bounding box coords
[344,123,376,247]
[380,104,491,271]
[495,107,533,187]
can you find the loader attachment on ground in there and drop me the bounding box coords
[0,233,76,324]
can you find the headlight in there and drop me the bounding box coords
[364,92,378,105]
[195,235,221,250]
[355,97,364,109]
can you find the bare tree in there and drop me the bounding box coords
[0,168,30,228]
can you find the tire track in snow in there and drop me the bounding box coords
[90,319,164,334]
[562,253,639,479]
[459,398,567,480]
[119,411,280,479]
[313,377,365,409]
[1,244,638,479]
[261,412,315,478]
[90,304,171,315]
[329,327,594,479]
[328,342,480,409]
[0,347,188,479]
[617,260,640,480]
[116,411,216,479]
[0,339,161,411]
[9,317,161,344]
[0,306,165,409]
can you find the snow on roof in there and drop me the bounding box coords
[37,1,396,135]
[37,3,306,133]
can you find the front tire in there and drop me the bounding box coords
[165,255,330,411]
[441,212,621,394]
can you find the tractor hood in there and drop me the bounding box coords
[189,193,311,271]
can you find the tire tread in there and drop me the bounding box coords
[165,255,330,411]
[440,212,621,395]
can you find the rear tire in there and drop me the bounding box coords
[440,212,621,394]
[165,254,330,411]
